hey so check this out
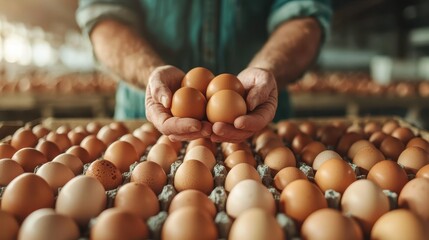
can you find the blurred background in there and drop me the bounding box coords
[0,0,428,129]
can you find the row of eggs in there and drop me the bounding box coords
[0,118,428,239]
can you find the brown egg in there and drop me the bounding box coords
[229,208,284,240]
[86,121,102,134]
[52,153,83,175]
[56,125,71,134]
[73,125,88,134]
[187,138,217,155]
[291,133,313,154]
[46,132,72,152]
[0,143,17,159]
[139,122,162,139]
[206,73,245,99]
[264,146,296,175]
[132,128,158,147]
[12,148,47,172]
[35,139,61,161]
[227,179,275,218]
[313,150,342,170]
[169,189,217,218]
[91,208,148,240]
[367,160,408,194]
[258,138,284,159]
[171,87,207,120]
[407,137,429,153]
[301,209,363,240]
[18,208,80,240]
[371,209,427,240]
[273,167,307,191]
[397,146,429,174]
[224,150,256,170]
[56,175,106,227]
[0,210,19,240]
[318,125,343,147]
[85,159,123,190]
[96,125,122,146]
[398,177,429,221]
[130,161,167,195]
[115,182,159,220]
[0,159,24,186]
[280,179,327,226]
[65,145,91,164]
[206,90,247,124]
[300,141,326,166]
[299,121,318,139]
[104,140,139,173]
[336,132,364,157]
[120,133,147,157]
[147,143,177,174]
[253,127,277,147]
[382,119,400,134]
[225,163,261,192]
[174,160,213,194]
[364,121,382,138]
[1,173,54,222]
[109,121,129,136]
[36,162,75,192]
[80,135,107,162]
[10,128,38,150]
[346,123,364,135]
[182,67,214,94]
[353,146,385,174]
[416,164,429,179]
[315,158,356,194]
[276,120,299,143]
[348,140,374,159]
[391,127,415,144]
[157,135,182,154]
[32,124,50,138]
[162,207,217,240]
[341,179,390,235]
[369,131,388,148]
[184,145,216,170]
[67,130,87,146]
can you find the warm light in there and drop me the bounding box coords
[4,34,32,65]
[0,37,3,61]
[32,39,55,67]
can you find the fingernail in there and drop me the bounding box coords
[236,123,245,129]
[161,95,168,107]
[190,126,199,132]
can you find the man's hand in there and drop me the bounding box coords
[211,67,278,143]
[145,65,212,141]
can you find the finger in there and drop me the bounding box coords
[234,92,277,132]
[149,76,173,108]
[246,84,270,111]
[211,122,254,143]
[161,117,206,135]
[167,121,212,142]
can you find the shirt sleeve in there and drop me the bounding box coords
[75,0,141,35]
[268,0,332,41]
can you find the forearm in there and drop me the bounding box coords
[90,19,164,89]
[249,17,322,88]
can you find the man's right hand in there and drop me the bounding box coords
[145,65,212,142]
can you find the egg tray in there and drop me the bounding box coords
[1,116,428,240]
[80,143,402,240]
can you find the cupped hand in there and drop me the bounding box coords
[145,65,212,141]
[210,67,278,143]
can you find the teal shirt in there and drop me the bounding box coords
[77,0,332,121]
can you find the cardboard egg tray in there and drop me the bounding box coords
[0,116,428,239]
